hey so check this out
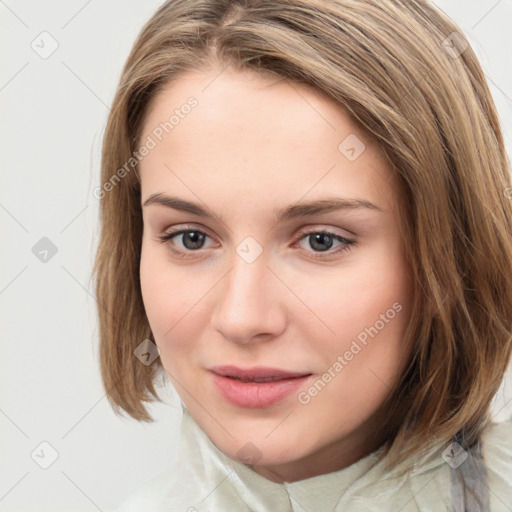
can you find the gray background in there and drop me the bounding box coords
[1,1,511,510]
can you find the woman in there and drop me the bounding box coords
[93,0,512,510]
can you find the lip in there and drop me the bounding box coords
[209,366,313,408]
[210,365,311,381]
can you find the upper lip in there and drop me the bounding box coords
[210,365,312,382]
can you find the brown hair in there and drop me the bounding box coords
[92,0,512,475]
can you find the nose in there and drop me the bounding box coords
[210,249,286,345]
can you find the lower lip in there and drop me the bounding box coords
[211,372,312,408]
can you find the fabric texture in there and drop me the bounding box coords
[111,404,512,512]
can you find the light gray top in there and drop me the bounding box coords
[111,406,512,511]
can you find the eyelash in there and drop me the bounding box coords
[156,225,356,260]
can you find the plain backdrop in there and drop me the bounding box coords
[1,1,511,510]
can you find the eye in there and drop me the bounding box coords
[156,226,356,260]
[293,228,356,259]
[156,227,215,258]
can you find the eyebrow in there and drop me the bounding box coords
[142,193,383,221]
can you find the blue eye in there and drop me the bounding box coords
[156,227,356,260]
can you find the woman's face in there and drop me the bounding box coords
[139,65,414,483]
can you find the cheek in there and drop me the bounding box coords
[139,242,221,380]
[295,237,412,373]
[140,245,166,328]
[296,265,411,429]
[139,245,196,353]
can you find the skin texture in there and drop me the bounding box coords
[138,65,414,483]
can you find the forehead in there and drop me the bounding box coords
[138,67,398,217]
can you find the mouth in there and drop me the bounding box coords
[224,375,305,383]
[209,366,314,408]
[210,365,312,382]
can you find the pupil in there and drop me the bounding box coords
[184,231,204,250]
[310,233,333,252]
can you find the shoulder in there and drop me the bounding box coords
[483,418,512,465]
[109,406,242,511]
[111,465,180,511]
[482,418,512,507]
